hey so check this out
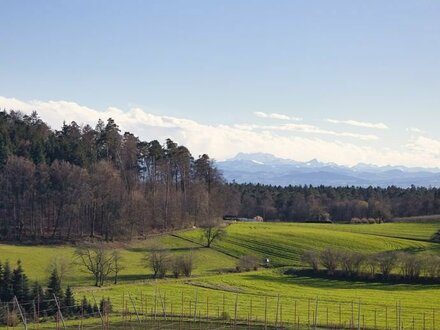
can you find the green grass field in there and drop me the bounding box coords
[1,221,439,329]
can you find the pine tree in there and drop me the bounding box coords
[12,260,30,303]
[0,261,14,302]
[63,286,76,316]
[46,268,63,300]
[45,268,63,315]
[81,296,93,316]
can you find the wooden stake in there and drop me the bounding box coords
[52,294,65,330]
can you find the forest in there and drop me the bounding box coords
[1,110,440,241]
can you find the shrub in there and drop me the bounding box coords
[320,248,340,275]
[376,251,397,278]
[398,253,423,280]
[301,250,320,272]
[236,256,259,272]
[340,252,365,276]
[180,253,194,277]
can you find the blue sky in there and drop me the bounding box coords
[1,1,440,166]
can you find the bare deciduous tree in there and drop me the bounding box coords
[146,245,169,279]
[46,256,73,284]
[201,221,227,248]
[320,248,340,275]
[111,250,125,284]
[75,244,115,286]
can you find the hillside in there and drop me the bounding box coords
[1,221,440,329]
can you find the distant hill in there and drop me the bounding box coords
[217,152,440,187]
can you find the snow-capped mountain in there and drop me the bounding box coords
[217,153,440,187]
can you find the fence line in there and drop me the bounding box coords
[0,291,437,330]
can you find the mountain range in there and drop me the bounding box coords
[216,153,440,187]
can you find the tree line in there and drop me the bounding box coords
[300,248,440,283]
[230,183,440,222]
[2,110,440,241]
[0,110,234,241]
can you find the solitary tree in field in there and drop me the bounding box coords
[75,244,115,287]
[201,222,227,248]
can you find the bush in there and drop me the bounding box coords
[340,252,365,276]
[301,250,320,272]
[180,253,194,277]
[320,248,340,275]
[398,252,423,280]
[236,256,259,272]
[4,310,19,327]
[376,251,397,278]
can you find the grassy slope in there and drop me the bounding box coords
[178,222,440,266]
[0,235,236,286]
[1,222,439,329]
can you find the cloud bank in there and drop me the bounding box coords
[327,118,389,130]
[1,96,439,168]
[254,111,302,121]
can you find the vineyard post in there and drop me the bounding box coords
[275,294,280,328]
[144,295,148,321]
[80,302,83,330]
[314,296,319,330]
[140,291,144,319]
[206,296,209,322]
[386,306,388,330]
[250,297,253,325]
[128,292,141,323]
[163,292,167,320]
[357,300,360,330]
[193,289,198,322]
[264,296,267,330]
[374,309,377,329]
[189,301,192,321]
[122,292,125,324]
[181,292,184,324]
[351,300,354,329]
[339,303,342,326]
[32,299,37,330]
[53,294,65,330]
[154,290,157,321]
[281,303,284,328]
[14,296,28,330]
[308,298,311,328]
[326,306,328,328]
[433,308,436,330]
[234,293,238,328]
[423,312,426,330]
[294,300,297,326]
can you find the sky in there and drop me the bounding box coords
[1,1,440,167]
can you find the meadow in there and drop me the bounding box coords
[1,221,440,329]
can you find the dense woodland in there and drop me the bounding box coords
[1,110,440,241]
[0,110,233,241]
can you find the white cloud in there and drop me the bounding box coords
[327,118,389,129]
[1,96,439,168]
[254,111,302,121]
[259,123,379,141]
[407,127,424,134]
